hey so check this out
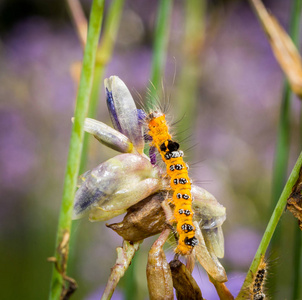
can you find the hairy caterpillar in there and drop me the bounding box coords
[250,257,267,300]
[147,110,198,255]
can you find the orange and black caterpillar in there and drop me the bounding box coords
[147,111,198,255]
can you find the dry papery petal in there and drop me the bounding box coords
[107,193,168,242]
[192,185,226,258]
[169,259,203,300]
[209,275,234,300]
[287,166,302,230]
[250,0,302,98]
[147,229,174,300]
[194,221,227,283]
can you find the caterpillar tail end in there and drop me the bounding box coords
[174,236,198,256]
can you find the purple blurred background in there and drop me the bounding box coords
[0,0,300,299]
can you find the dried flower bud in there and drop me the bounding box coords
[169,259,203,300]
[107,193,167,242]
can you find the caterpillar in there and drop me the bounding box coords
[250,257,267,300]
[146,110,198,255]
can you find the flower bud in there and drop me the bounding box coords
[105,76,144,153]
[73,153,160,220]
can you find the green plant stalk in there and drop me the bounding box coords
[49,1,105,299]
[236,151,302,299]
[295,108,302,299]
[289,1,302,298]
[269,0,302,296]
[79,0,124,173]
[271,0,302,206]
[147,0,173,107]
[271,82,291,205]
[176,0,206,149]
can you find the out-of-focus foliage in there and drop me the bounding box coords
[250,0,302,98]
[0,0,300,299]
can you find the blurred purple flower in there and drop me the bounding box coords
[191,268,245,300]
[225,228,261,268]
[0,109,37,190]
[5,18,81,113]
[85,286,123,300]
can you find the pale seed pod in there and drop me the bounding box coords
[146,229,173,300]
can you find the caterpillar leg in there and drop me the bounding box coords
[161,194,176,224]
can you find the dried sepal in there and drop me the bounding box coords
[194,221,227,283]
[147,229,174,300]
[73,154,161,220]
[202,227,224,259]
[192,186,226,258]
[250,0,302,98]
[287,166,302,230]
[169,259,203,300]
[209,275,234,300]
[105,76,144,153]
[192,186,226,228]
[107,193,167,242]
[101,240,141,300]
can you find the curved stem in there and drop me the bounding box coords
[79,0,125,173]
[49,1,105,299]
[236,152,302,299]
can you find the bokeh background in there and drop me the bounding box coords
[0,0,301,299]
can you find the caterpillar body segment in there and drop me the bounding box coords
[147,111,197,255]
[250,258,267,300]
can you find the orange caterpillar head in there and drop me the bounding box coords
[147,111,166,130]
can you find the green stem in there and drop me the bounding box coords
[269,0,302,296]
[80,0,125,173]
[271,0,302,207]
[147,0,173,107]
[236,152,302,299]
[49,1,105,299]
[271,82,291,205]
[289,1,302,298]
